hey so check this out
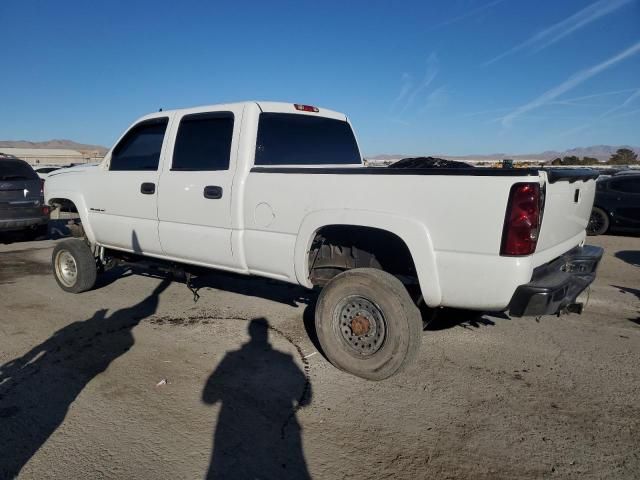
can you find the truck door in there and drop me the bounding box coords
[86,116,169,254]
[157,106,243,269]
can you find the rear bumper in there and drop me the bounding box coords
[508,245,604,317]
[0,216,48,231]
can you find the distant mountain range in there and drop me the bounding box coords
[369,145,640,163]
[1,140,638,163]
[0,139,108,154]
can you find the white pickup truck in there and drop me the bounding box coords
[45,101,603,379]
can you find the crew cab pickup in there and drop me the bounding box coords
[45,101,603,380]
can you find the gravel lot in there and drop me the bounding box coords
[0,234,638,479]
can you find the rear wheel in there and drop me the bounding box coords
[52,239,97,293]
[315,268,422,380]
[587,206,609,236]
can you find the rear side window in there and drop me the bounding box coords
[0,159,38,180]
[110,118,168,171]
[255,113,361,166]
[172,112,234,171]
[609,178,640,194]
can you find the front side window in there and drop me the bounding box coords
[110,118,168,171]
[172,112,234,171]
[254,113,361,166]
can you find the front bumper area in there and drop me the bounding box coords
[508,245,604,317]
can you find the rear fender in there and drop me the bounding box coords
[295,209,441,306]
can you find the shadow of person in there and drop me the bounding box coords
[202,318,312,480]
[0,278,171,479]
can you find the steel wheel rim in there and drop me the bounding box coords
[332,295,387,357]
[588,210,605,234]
[55,250,78,287]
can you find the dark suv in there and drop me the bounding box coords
[587,173,640,235]
[0,158,49,236]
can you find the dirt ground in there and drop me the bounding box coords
[0,234,638,479]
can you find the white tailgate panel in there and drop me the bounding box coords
[536,179,595,254]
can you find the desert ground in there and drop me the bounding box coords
[0,234,638,479]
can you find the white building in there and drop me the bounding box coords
[0,147,103,166]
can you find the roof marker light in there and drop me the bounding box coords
[294,104,319,112]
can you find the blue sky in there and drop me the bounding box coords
[0,0,638,155]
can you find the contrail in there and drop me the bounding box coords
[431,0,508,29]
[501,40,640,127]
[484,0,633,66]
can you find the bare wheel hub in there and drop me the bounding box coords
[54,250,78,287]
[350,315,371,336]
[333,295,386,356]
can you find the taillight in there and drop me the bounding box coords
[500,182,543,256]
[294,104,319,112]
[42,205,50,216]
[40,178,45,195]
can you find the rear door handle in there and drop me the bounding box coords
[204,185,223,199]
[140,182,155,195]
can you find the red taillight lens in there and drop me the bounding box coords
[500,182,542,256]
[42,205,50,216]
[294,104,319,112]
[40,179,45,195]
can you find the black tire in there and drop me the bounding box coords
[587,206,609,236]
[315,268,422,380]
[52,239,97,293]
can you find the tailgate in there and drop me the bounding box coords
[536,169,599,251]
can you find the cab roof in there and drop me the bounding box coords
[138,101,347,122]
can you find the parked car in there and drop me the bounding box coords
[0,158,49,237]
[44,101,603,380]
[587,174,640,235]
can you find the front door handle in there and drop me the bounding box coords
[140,182,156,195]
[204,185,223,199]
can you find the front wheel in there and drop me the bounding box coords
[587,206,609,236]
[315,268,422,381]
[52,239,97,293]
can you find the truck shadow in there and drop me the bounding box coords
[202,318,312,479]
[424,309,508,330]
[0,278,170,479]
[189,270,315,307]
[101,268,508,358]
[189,272,509,332]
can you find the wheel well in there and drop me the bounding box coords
[593,205,609,214]
[308,225,418,289]
[48,198,79,214]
